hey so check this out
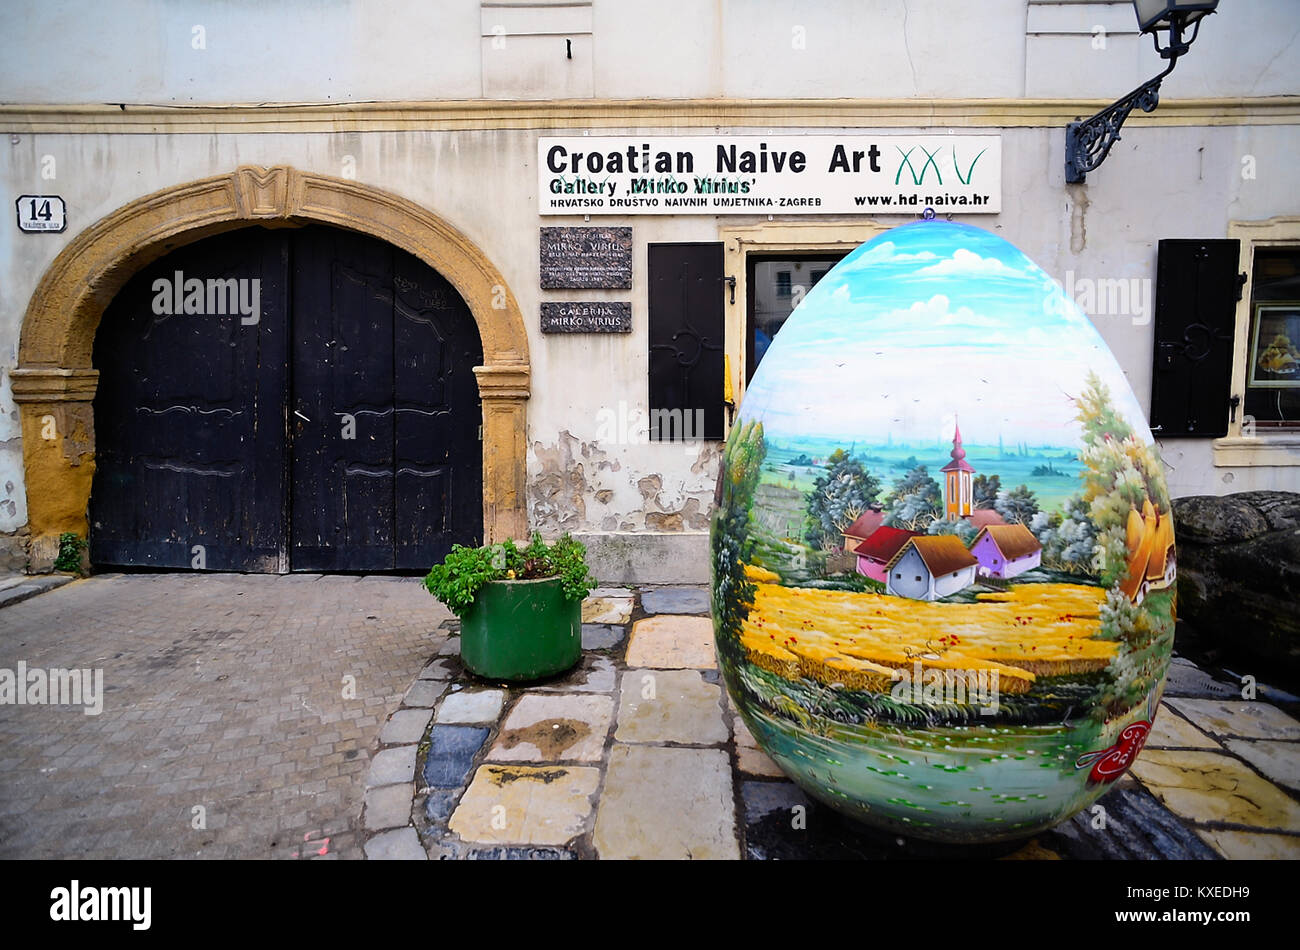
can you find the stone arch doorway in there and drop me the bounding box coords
[12,166,530,570]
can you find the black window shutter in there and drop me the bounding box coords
[1149,238,1241,438]
[648,242,725,441]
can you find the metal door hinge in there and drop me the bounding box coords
[1236,272,1247,300]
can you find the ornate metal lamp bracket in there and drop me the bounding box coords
[1065,55,1178,185]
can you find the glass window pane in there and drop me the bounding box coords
[1244,247,1300,426]
[749,255,845,380]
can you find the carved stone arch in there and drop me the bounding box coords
[12,166,530,568]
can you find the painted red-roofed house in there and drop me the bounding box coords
[840,504,885,551]
[968,508,1007,530]
[851,525,919,584]
[885,535,979,601]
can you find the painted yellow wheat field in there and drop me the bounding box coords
[738,566,1115,695]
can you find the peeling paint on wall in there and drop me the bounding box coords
[528,430,720,535]
[0,368,29,534]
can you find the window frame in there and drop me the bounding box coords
[1214,216,1300,467]
[720,220,889,436]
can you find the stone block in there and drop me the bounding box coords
[488,693,613,762]
[615,669,727,745]
[593,745,737,860]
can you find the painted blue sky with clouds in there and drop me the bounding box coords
[739,221,1151,449]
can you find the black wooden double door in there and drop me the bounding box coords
[91,225,483,572]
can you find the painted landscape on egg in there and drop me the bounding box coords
[711,221,1176,840]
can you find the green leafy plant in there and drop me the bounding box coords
[423,532,596,617]
[54,532,87,574]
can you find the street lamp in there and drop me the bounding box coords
[1064,0,1219,184]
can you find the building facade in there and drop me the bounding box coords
[1,1,1296,581]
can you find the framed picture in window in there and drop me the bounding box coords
[1248,302,1300,388]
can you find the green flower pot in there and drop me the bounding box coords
[459,575,582,681]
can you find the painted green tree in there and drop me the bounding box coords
[1075,371,1171,587]
[995,484,1040,525]
[972,473,1001,509]
[883,464,943,531]
[1030,494,1097,575]
[712,420,767,652]
[803,448,882,550]
[1074,371,1175,718]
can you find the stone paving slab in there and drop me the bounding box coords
[419,659,456,681]
[593,745,738,859]
[421,725,491,788]
[625,616,717,669]
[363,783,414,831]
[639,587,711,615]
[614,669,728,744]
[1130,749,1300,830]
[436,689,505,724]
[449,764,600,846]
[367,746,418,787]
[1221,738,1300,791]
[1195,828,1300,860]
[581,624,625,651]
[487,693,614,763]
[363,826,427,860]
[404,680,448,708]
[531,655,616,693]
[1147,705,1220,750]
[380,709,433,745]
[1163,698,1300,741]
[581,596,633,625]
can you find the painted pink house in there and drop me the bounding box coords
[968,508,1007,530]
[851,525,919,583]
[970,524,1042,579]
[841,505,885,551]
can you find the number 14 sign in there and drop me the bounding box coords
[16,195,66,232]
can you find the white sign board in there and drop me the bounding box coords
[16,195,66,232]
[538,135,1001,215]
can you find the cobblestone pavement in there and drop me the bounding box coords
[0,573,451,859]
[3,576,1297,860]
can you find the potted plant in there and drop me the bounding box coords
[423,532,597,681]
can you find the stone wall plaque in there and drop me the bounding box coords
[540,226,632,289]
[541,301,632,334]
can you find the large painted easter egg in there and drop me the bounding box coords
[712,220,1176,843]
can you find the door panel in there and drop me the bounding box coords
[90,230,289,571]
[647,242,725,441]
[392,252,484,568]
[90,224,483,573]
[290,227,397,571]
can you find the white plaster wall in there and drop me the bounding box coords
[0,0,1295,104]
[1,119,1297,550]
